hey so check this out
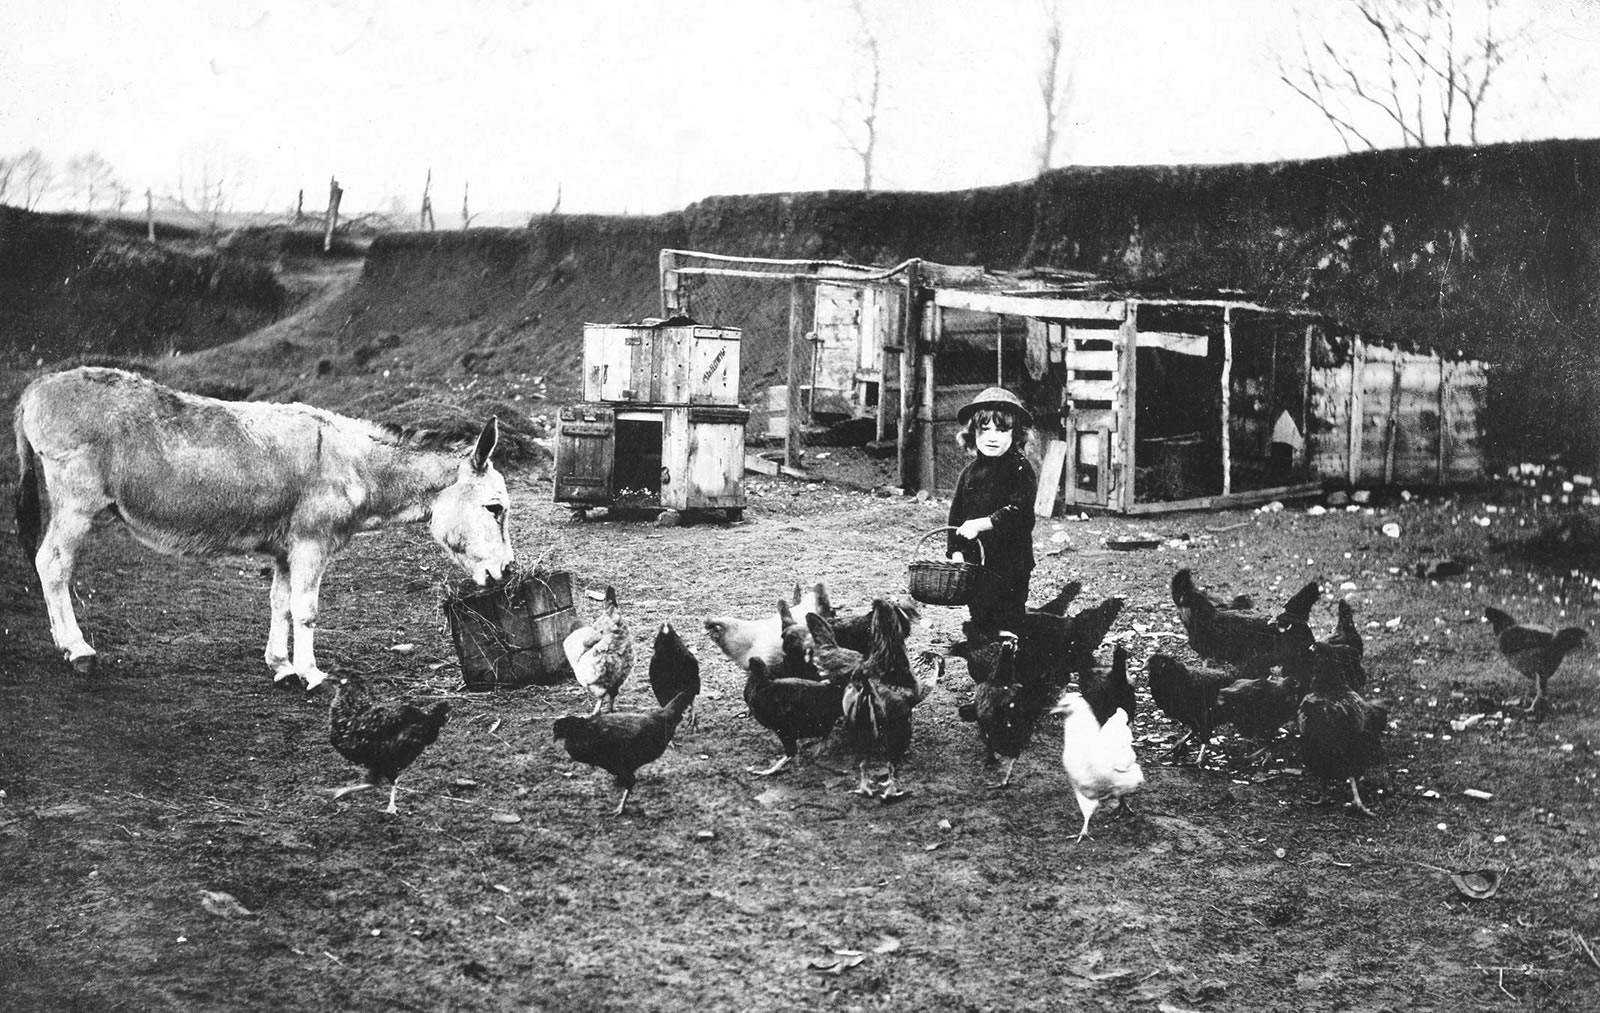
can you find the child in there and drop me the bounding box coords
[947,387,1038,636]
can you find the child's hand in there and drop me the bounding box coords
[955,519,986,541]
[949,551,966,563]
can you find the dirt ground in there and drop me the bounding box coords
[2,439,1598,1010]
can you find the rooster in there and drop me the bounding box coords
[973,632,1035,788]
[1050,691,1144,842]
[821,596,920,655]
[328,673,450,815]
[648,621,701,731]
[743,657,845,776]
[1145,653,1234,765]
[1483,606,1588,712]
[553,690,694,815]
[565,585,633,715]
[1171,569,1318,669]
[1297,644,1387,815]
[839,599,935,799]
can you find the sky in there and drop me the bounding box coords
[4,0,1599,221]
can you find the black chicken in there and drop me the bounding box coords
[1145,653,1234,765]
[553,690,695,815]
[1309,598,1368,691]
[1216,671,1302,763]
[776,598,820,681]
[1297,644,1387,815]
[973,632,1037,788]
[742,657,846,776]
[840,599,930,800]
[1484,606,1589,712]
[804,612,865,686]
[1032,579,1084,617]
[328,673,451,815]
[1172,569,1319,669]
[1079,643,1136,728]
[824,597,920,655]
[648,621,702,731]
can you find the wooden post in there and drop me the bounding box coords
[919,303,942,495]
[1118,301,1139,510]
[1382,356,1404,485]
[1347,338,1365,485]
[658,249,679,317]
[323,176,343,253]
[1437,354,1450,485]
[898,261,921,491]
[1302,323,1315,478]
[996,314,1004,385]
[785,276,807,471]
[1220,306,1233,498]
[145,188,155,243]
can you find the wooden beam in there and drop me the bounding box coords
[1220,307,1233,497]
[1347,339,1365,485]
[785,277,807,471]
[1117,304,1137,511]
[932,288,1127,321]
[1122,481,1323,515]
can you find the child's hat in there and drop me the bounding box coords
[958,386,1032,426]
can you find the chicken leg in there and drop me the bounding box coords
[849,761,877,796]
[613,788,632,816]
[332,781,376,800]
[749,754,794,777]
[1345,776,1375,817]
[1073,793,1100,843]
[986,756,1018,790]
[880,764,907,801]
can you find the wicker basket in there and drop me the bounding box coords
[907,526,990,606]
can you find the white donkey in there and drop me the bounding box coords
[13,366,515,689]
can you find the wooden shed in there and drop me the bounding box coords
[656,251,1490,514]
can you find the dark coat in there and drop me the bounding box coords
[947,450,1038,631]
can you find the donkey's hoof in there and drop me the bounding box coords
[300,669,331,692]
[68,654,97,676]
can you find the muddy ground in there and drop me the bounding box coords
[2,445,1598,1010]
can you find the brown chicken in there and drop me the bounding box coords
[564,585,633,715]
[1145,653,1234,765]
[1483,606,1589,711]
[839,599,935,799]
[1171,569,1318,669]
[1297,644,1387,815]
[329,673,451,815]
[553,690,694,815]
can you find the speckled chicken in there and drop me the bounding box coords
[1484,606,1588,712]
[1298,643,1388,815]
[565,585,633,715]
[328,672,451,815]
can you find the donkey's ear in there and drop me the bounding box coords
[470,417,500,472]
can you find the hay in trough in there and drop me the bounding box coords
[442,565,577,691]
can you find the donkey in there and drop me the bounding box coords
[13,366,515,690]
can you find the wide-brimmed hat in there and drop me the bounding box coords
[957,386,1033,426]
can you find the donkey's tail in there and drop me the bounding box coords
[14,401,42,567]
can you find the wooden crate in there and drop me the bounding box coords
[582,322,741,405]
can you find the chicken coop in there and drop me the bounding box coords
[554,319,750,522]
[657,250,1490,515]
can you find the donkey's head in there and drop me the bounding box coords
[430,418,514,585]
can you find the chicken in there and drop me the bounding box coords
[1297,644,1387,815]
[328,673,450,815]
[1216,671,1302,763]
[742,657,845,776]
[822,596,920,655]
[648,621,701,731]
[1310,597,1368,691]
[1145,653,1234,765]
[1171,569,1319,669]
[954,594,1124,689]
[553,690,694,815]
[702,583,831,672]
[839,598,928,799]
[776,598,821,681]
[1032,579,1083,617]
[803,612,865,686]
[1050,691,1144,842]
[973,632,1037,788]
[1483,606,1589,711]
[1169,568,1252,623]
[564,585,634,715]
[1079,643,1136,728]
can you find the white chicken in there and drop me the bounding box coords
[1050,691,1144,842]
[564,585,633,715]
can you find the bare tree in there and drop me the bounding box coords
[838,0,883,191]
[3,149,55,210]
[63,152,122,212]
[1035,0,1077,175]
[1279,0,1527,150]
[420,169,436,230]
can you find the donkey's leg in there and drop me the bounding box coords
[287,544,333,691]
[36,504,99,673]
[266,557,296,683]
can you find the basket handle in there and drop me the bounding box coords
[914,526,985,566]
